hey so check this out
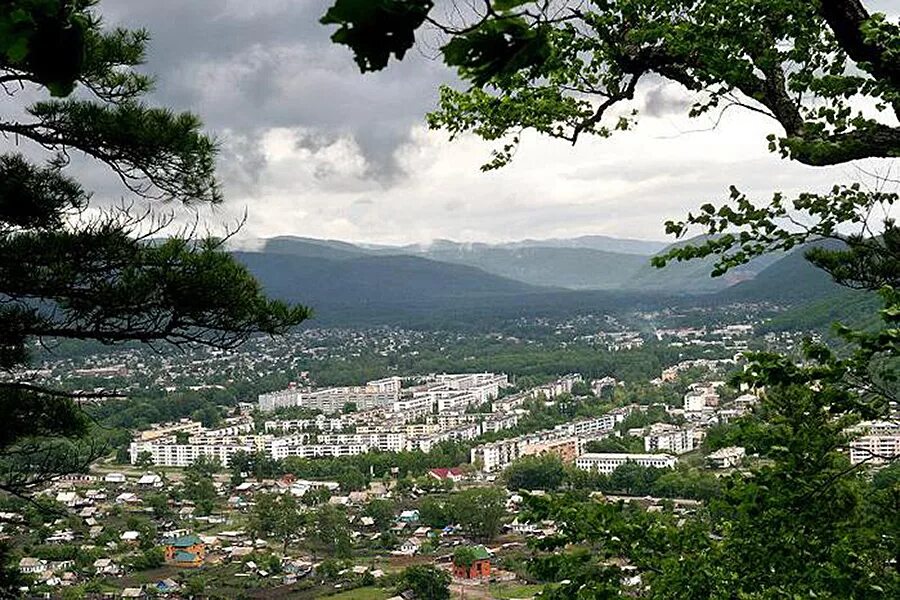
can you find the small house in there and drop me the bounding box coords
[104,473,126,485]
[18,557,46,575]
[398,509,419,523]
[93,558,120,576]
[137,474,163,488]
[452,546,491,579]
[428,467,464,482]
[399,537,421,555]
[164,534,205,568]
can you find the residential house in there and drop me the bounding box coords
[452,546,492,579]
[428,467,464,482]
[164,534,205,568]
[399,537,421,555]
[93,558,120,576]
[18,557,46,575]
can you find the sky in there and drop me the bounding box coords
[18,1,900,245]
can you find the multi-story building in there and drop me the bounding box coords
[520,437,582,464]
[317,432,407,453]
[849,420,900,465]
[642,423,696,455]
[258,379,401,413]
[575,453,677,474]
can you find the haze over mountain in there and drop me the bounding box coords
[240,235,783,293]
[229,234,846,326]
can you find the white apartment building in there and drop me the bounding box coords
[258,378,401,413]
[555,411,628,439]
[129,439,253,467]
[848,420,900,465]
[643,423,696,455]
[367,376,403,394]
[264,416,346,433]
[393,395,433,417]
[317,432,407,453]
[850,435,900,465]
[434,373,508,399]
[575,453,677,474]
[269,441,370,460]
[530,374,582,400]
[683,393,710,412]
[471,437,522,472]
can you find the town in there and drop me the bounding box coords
[6,314,896,600]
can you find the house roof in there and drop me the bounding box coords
[166,534,202,548]
[19,557,43,567]
[456,545,491,562]
[429,467,464,479]
[173,551,198,562]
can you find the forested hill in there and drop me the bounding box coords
[231,238,850,328]
[717,240,845,304]
[232,251,546,303]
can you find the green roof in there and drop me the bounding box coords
[167,534,201,548]
[173,551,197,562]
[454,545,491,566]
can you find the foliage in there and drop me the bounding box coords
[0,0,309,519]
[502,453,566,491]
[324,0,899,170]
[396,564,450,600]
[182,468,217,516]
[363,498,396,530]
[318,2,900,597]
[127,547,165,571]
[310,504,352,558]
[248,492,305,552]
[448,486,506,541]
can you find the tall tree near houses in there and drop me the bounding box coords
[0,1,310,502]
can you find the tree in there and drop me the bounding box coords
[418,496,450,528]
[323,0,898,169]
[249,492,305,552]
[0,0,309,505]
[336,466,367,493]
[310,504,352,558]
[135,451,153,469]
[127,547,164,571]
[449,486,506,541]
[363,498,396,530]
[502,453,566,491]
[182,469,217,516]
[397,565,451,600]
[187,455,221,478]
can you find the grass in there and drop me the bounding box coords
[326,587,392,600]
[488,583,546,599]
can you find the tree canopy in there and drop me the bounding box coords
[0,0,310,503]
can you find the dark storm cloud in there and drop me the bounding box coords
[100,0,454,182]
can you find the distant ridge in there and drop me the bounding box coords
[230,234,849,328]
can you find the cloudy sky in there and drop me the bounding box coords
[49,1,900,244]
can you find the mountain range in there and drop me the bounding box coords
[230,234,844,326]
